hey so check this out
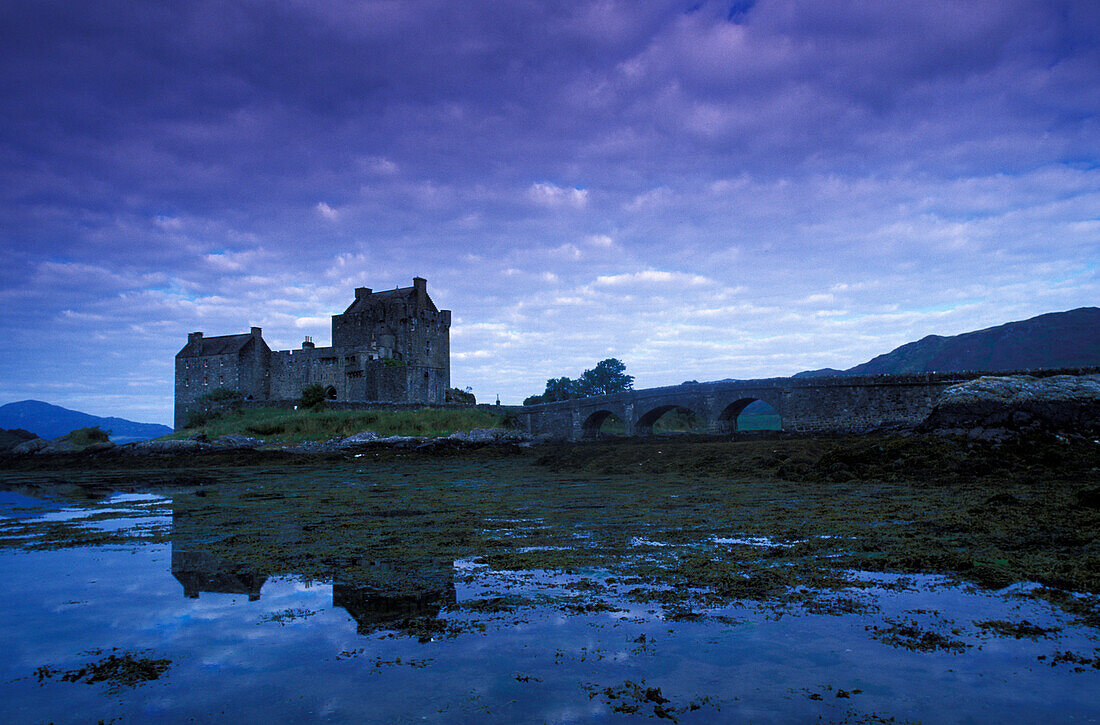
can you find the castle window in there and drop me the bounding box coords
[425,340,431,355]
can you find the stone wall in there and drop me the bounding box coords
[236,400,518,415]
[175,352,260,429]
[515,368,1100,441]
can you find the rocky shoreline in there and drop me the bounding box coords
[0,426,540,463]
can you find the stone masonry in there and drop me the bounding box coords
[513,368,1100,441]
[175,278,450,428]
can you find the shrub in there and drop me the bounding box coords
[66,426,111,446]
[446,387,476,404]
[299,384,328,411]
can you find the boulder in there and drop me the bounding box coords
[12,437,48,454]
[922,374,1100,434]
[0,428,39,453]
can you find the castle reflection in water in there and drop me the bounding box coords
[169,499,457,637]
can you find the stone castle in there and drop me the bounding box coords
[175,277,450,428]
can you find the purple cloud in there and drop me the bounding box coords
[0,0,1097,422]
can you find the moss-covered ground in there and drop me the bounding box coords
[1,432,1097,623]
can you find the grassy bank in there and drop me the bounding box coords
[168,406,506,443]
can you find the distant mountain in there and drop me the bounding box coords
[796,307,1100,378]
[0,400,172,443]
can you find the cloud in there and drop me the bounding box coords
[593,270,712,287]
[527,182,589,209]
[625,187,672,211]
[315,202,339,221]
[0,0,1096,417]
[358,156,399,175]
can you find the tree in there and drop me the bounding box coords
[446,386,476,404]
[522,359,633,405]
[544,376,580,401]
[299,384,328,411]
[577,358,634,397]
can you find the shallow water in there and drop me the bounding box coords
[0,461,1097,723]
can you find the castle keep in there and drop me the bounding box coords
[175,277,450,428]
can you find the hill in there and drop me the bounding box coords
[797,307,1100,377]
[0,400,173,443]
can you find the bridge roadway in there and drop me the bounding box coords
[512,368,1094,441]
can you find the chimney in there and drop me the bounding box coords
[302,336,315,350]
[355,287,372,299]
[413,277,426,307]
[188,332,203,346]
[251,327,263,338]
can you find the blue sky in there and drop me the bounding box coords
[1,0,1097,425]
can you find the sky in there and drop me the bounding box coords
[1,0,1098,425]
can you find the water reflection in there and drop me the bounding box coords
[2,465,1099,724]
[172,549,268,601]
[333,557,456,638]
[169,496,456,636]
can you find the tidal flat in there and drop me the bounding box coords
[0,434,1097,723]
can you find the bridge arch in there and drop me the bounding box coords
[718,397,781,433]
[325,385,338,400]
[581,409,624,439]
[634,404,705,436]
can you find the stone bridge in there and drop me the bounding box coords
[512,369,1091,441]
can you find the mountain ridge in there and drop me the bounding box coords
[796,307,1100,378]
[0,400,173,443]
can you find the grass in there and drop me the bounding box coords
[64,427,112,447]
[168,407,506,443]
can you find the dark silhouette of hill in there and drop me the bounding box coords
[0,400,172,443]
[797,307,1100,377]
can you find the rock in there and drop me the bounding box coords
[446,428,531,446]
[0,428,39,453]
[922,374,1100,434]
[378,435,420,449]
[448,428,502,444]
[336,431,381,451]
[212,434,265,449]
[124,439,211,455]
[12,437,48,454]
